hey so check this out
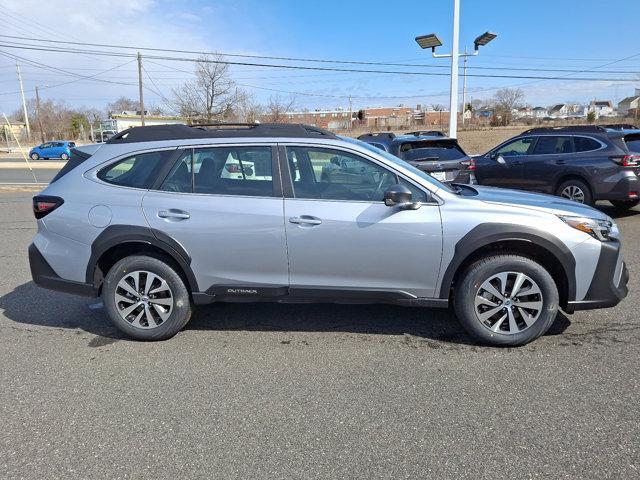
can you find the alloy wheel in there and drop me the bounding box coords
[114,270,173,329]
[560,185,585,203]
[474,271,543,335]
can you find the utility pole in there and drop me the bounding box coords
[461,47,468,127]
[137,52,145,126]
[16,61,31,140]
[447,0,460,138]
[35,85,45,143]
[348,95,353,132]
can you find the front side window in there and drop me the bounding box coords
[286,146,401,202]
[98,150,172,188]
[532,136,574,155]
[495,137,536,157]
[160,146,274,197]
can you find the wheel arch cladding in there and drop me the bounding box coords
[86,225,199,294]
[439,224,576,306]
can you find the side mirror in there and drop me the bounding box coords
[384,184,421,209]
[496,155,507,165]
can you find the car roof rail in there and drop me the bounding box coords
[356,132,396,140]
[521,125,606,135]
[404,130,445,137]
[106,123,338,143]
[599,123,639,130]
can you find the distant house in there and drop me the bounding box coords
[532,107,548,118]
[101,112,187,135]
[548,104,569,118]
[514,106,532,118]
[287,108,352,129]
[618,90,640,116]
[588,100,615,118]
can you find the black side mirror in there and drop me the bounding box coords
[384,184,421,209]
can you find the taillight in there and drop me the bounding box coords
[460,158,476,171]
[611,155,640,167]
[32,195,64,219]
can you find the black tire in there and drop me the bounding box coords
[102,255,192,341]
[60,153,69,160]
[30,153,39,160]
[556,179,593,205]
[453,254,559,347]
[610,199,639,211]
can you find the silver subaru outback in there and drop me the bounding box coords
[29,124,629,346]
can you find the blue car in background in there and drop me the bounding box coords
[29,141,76,160]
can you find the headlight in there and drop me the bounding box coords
[558,215,613,241]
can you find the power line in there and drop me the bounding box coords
[0,34,639,75]
[0,42,637,83]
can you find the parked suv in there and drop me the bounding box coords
[475,126,640,210]
[29,141,76,160]
[357,132,475,184]
[29,124,628,346]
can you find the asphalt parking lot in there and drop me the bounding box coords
[0,189,638,479]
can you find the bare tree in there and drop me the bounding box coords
[106,96,139,114]
[233,90,263,123]
[262,94,296,123]
[492,88,525,126]
[172,54,237,123]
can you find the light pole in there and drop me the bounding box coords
[415,0,496,138]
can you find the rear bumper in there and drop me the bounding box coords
[594,172,640,201]
[29,243,96,297]
[565,239,628,312]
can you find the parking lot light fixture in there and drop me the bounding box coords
[415,33,443,52]
[474,31,497,50]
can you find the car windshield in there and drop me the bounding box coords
[339,136,454,192]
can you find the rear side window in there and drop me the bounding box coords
[98,150,172,189]
[574,136,602,152]
[160,146,274,197]
[398,140,466,161]
[532,136,574,155]
[50,148,91,183]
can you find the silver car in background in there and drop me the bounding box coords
[29,124,628,346]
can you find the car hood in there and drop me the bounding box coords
[471,185,610,220]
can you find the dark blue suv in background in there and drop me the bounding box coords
[357,132,475,184]
[474,125,640,210]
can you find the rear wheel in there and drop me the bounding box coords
[102,255,192,340]
[557,179,593,205]
[610,199,639,211]
[454,254,559,347]
[30,153,39,160]
[60,153,69,160]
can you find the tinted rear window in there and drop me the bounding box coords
[574,136,602,152]
[398,140,466,161]
[98,150,173,189]
[50,148,91,183]
[624,134,640,153]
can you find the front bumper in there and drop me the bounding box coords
[29,243,96,297]
[565,239,629,312]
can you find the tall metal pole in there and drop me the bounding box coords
[16,61,31,140]
[348,95,353,132]
[448,0,460,138]
[137,52,146,126]
[461,48,468,127]
[35,85,45,143]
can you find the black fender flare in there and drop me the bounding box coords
[86,225,199,292]
[438,223,576,301]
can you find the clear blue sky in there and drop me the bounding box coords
[0,0,639,112]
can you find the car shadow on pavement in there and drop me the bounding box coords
[597,203,640,219]
[0,281,572,346]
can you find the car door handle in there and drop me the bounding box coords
[158,209,190,220]
[555,159,567,165]
[289,215,322,226]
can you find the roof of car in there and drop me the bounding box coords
[105,123,337,144]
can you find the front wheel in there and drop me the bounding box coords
[30,153,39,160]
[454,254,559,347]
[102,255,192,340]
[610,199,639,211]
